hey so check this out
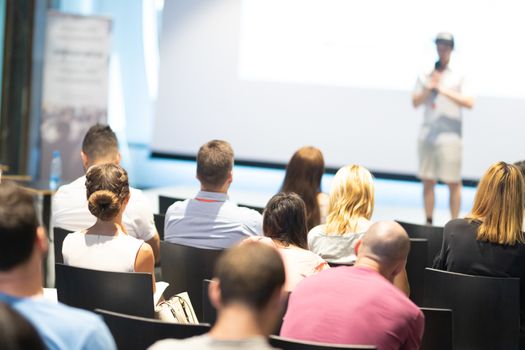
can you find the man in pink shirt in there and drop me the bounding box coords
[281,221,424,350]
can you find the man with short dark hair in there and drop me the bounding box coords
[52,124,160,261]
[164,140,262,249]
[0,182,116,350]
[149,242,284,349]
[281,221,424,350]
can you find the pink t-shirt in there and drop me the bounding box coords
[281,266,424,350]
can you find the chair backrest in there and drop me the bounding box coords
[406,238,428,306]
[158,195,185,214]
[238,203,265,214]
[202,279,217,325]
[397,221,443,266]
[153,213,165,241]
[420,307,453,350]
[53,227,73,264]
[423,268,520,350]
[55,263,155,318]
[269,336,376,350]
[160,241,223,320]
[96,308,210,350]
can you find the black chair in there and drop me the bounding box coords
[96,309,210,350]
[423,268,520,350]
[397,221,443,266]
[238,203,265,214]
[160,241,223,320]
[269,336,376,350]
[55,263,155,318]
[405,238,428,306]
[53,227,73,264]
[202,279,217,325]
[420,307,453,350]
[158,195,185,214]
[153,213,165,241]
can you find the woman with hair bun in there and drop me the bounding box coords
[62,163,155,290]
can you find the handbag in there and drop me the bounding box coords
[155,292,199,324]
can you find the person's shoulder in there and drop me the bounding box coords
[148,335,209,349]
[444,218,477,233]
[54,176,85,199]
[165,198,190,214]
[308,224,326,236]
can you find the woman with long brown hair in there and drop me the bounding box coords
[280,146,328,231]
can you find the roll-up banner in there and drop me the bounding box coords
[39,11,112,183]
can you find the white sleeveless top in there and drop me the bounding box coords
[62,231,144,273]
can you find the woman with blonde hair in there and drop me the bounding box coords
[308,165,374,264]
[434,161,525,341]
[309,165,410,295]
[62,163,156,291]
[280,146,328,231]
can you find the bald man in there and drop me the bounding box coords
[281,221,424,350]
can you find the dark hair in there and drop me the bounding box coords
[280,146,324,230]
[214,242,285,310]
[0,182,39,271]
[85,163,130,221]
[0,303,46,350]
[263,193,308,249]
[196,140,234,189]
[82,124,118,161]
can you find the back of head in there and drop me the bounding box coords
[326,165,375,234]
[359,221,410,268]
[469,161,524,245]
[214,242,285,310]
[514,160,525,179]
[0,182,39,271]
[281,146,325,230]
[196,140,234,189]
[85,163,130,221]
[82,124,119,163]
[263,192,308,249]
[0,302,46,350]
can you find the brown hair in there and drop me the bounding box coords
[467,161,524,245]
[214,241,285,310]
[196,140,234,189]
[82,124,119,161]
[0,182,39,271]
[85,163,130,221]
[263,192,309,249]
[280,146,325,231]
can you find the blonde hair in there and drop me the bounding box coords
[325,165,374,234]
[467,161,525,245]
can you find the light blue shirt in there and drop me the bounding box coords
[164,191,263,249]
[0,293,116,350]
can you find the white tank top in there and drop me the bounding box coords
[62,231,144,273]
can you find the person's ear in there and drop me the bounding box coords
[391,259,406,279]
[209,278,222,310]
[80,151,89,170]
[35,226,48,255]
[123,193,130,206]
[115,152,122,165]
[355,239,362,255]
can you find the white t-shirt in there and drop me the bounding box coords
[413,61,472,145]
[308,224,364,265]
[52,176,157,242]
[149,335,276,350]
[63,231,144,272]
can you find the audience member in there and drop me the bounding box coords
[434,161,525,342]
[0,182,116,350]
[0,302,46,350]
[62,163,156,291]
[149,242,285,350]
[246,193,328,291]
[53,124,160,261]
[280,146,328,230]
[308,165,409,295]
[281,221,424,350]
[164,140,262,249]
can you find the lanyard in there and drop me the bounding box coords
[195,197,222,203]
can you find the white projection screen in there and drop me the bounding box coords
[153,0,525,180]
